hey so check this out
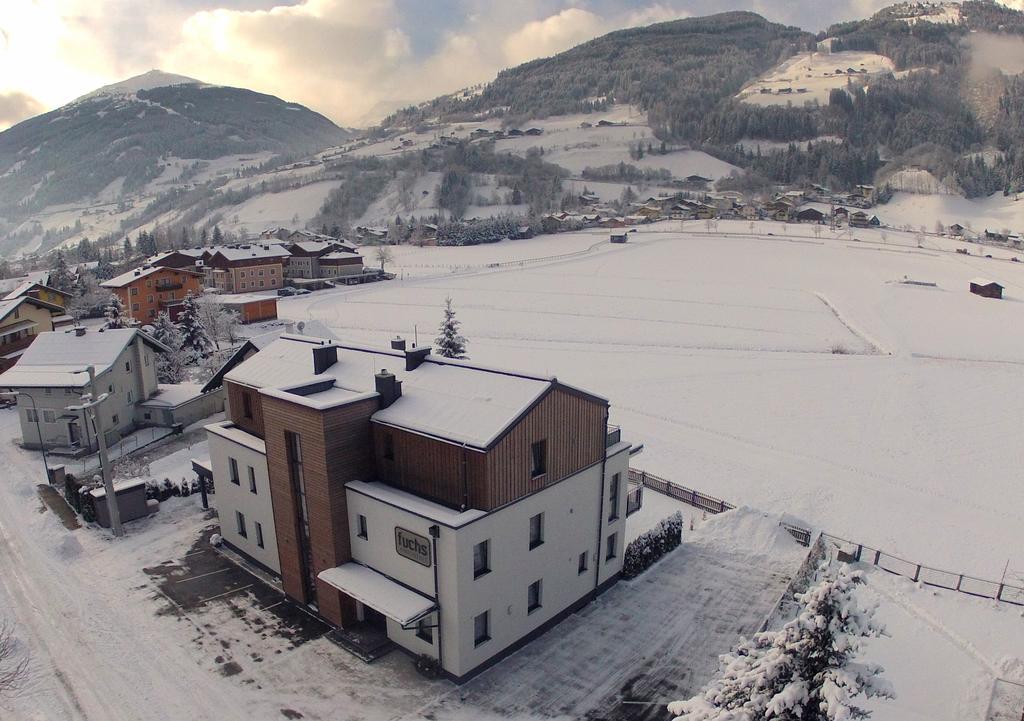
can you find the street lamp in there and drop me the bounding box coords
[66,365,123,537]
[12,391,50,482]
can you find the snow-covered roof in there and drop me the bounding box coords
[206,420,267,454]
[88,477,148,500]
[317,562,436,626]
[348,480,486,528]
[102,265,201,288]
[224,335,605,449]
[969,278,1002,287]
[321,251,363,261]
[0,328,169,388]
[216,292,279,305]
[211,245,290,262]
[139,383,207,408]
[2,281,70,301]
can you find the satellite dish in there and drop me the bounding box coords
[296,321,305,334]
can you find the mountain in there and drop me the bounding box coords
[0,71,350,230]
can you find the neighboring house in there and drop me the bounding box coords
[102,265,205,323]
[2,281,73,309]
[849,210,871,228]
[205,245,290,294]
[948,223,965,237]
[0,327,168,451]
[795,207,826,223]
[0,296,69,372]
[285,240,356,280]
[146,249,212,270]
[318,252,365,279]
[205,335,639,682]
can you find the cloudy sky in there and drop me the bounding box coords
[0,0,1011,130]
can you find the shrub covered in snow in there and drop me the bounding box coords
[668,565,893,721]
[622,511,683,579]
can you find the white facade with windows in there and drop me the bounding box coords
[207,421,280,574]
[335,442,632,680]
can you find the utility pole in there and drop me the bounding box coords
[68,365,123,537]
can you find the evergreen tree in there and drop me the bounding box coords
[76,237,95,261]
[200,227,209,244]
[177,293,213,361]
[211,225,224,245]
[434,296,468,359]
[122,237,133,259]
[103,294,127,329]
[150,312,188,383]
[95,254,115,281]
[669,566,893,721]
[50,250,74,293]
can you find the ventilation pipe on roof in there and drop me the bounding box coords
[405,345,430,372]
[375,370,402,408]
[312,344,338,375]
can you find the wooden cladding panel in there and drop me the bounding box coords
[225,381,264,438]
[263,394,377,626]
[484,387,606,509]
[373,424,486,510]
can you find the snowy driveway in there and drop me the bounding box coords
[407,512,805,721]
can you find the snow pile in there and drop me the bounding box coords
[689,507,804,561]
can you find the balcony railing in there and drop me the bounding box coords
[606,425,621,447]
[155,282,185,292]
[626,484,643,516]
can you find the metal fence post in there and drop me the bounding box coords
[873,550,881,565]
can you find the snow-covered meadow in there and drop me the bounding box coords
[284,223,1024,582]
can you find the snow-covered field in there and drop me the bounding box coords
[739,50,895,107]
[282,224,1024,582]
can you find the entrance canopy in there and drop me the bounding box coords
[318,563,436,627]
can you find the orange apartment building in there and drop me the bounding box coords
[102,265,205,323]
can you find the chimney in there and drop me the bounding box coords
[312,344,338,375]
[390,336,407,351]
[375,369,402,408]
[405,345,430,371]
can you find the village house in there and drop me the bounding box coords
[0,327,168,452]
[102,265,205,323]
[948,223,965,237]
[204,335,639,682]
[318,252,366,280]
[0,296,71,372]
[205,245,290,294]
[795,207,826,223]
[2,281,73,310]
[848,210,871,228]
[969,278,1004,299]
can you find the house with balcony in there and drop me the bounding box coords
[205,245,290,294]
[204,334,640,681]
[102,265,205,323]
[0,327,168,452]
[0,296,70,372]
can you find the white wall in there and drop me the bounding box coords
[207,427,280,574]
[347,452,627,679]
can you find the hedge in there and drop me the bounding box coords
[621,511,683,579]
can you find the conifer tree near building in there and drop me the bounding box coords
[103,294,126,329]
[435,296,468,359]
[177,293,213,361]
[150,312,188,383]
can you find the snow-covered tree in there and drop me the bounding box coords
[434,296,468,359]
[668,565,893,721]
[103,294,127,329]
[150,312,188,383]
[50,250,74,293]
[195,294,240,351]
[177,293,212,361]
[374,245,393,271]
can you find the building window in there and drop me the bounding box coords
[42,410,55,423]
[111,413,119,425]
[127,390,133,403]
[608,472,620,522]
[527,579,542,614]
[606,532,618,561]
[147,295,154,303]
[473,539,490,578]
[131,303,140,312]
[242,392,253,419]
[357,514,368,539]
[529,513,544,550]
[248,466,257,494]
[382,432,394,460]
[473,611,490,647]
[229,458,240,484]
[416,617,433,644]
[530,440,547,479]
[236,511,247,538]
[255,521,264,549]
[578,551,588,575]
[25,408,38,423]
[44,387,52,395]
[130,287,139,296]
[125,360,131,372]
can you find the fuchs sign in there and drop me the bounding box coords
[395,527,432,567]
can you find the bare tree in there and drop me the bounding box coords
[195,295,241,351]
[375,245,394,271]
[0,620,29,698]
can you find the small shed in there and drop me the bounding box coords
[90,478,155,528]
[219,293,279,323]
[969,278,1003,299]
[610,232,628,244]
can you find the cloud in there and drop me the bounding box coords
[0,91,44,128]
[502,9,607,66]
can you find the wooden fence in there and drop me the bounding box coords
[630,466,1024,607]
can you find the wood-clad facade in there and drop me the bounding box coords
[262,393,378,627]
[372,385,607,512]
[226,380,265,438]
